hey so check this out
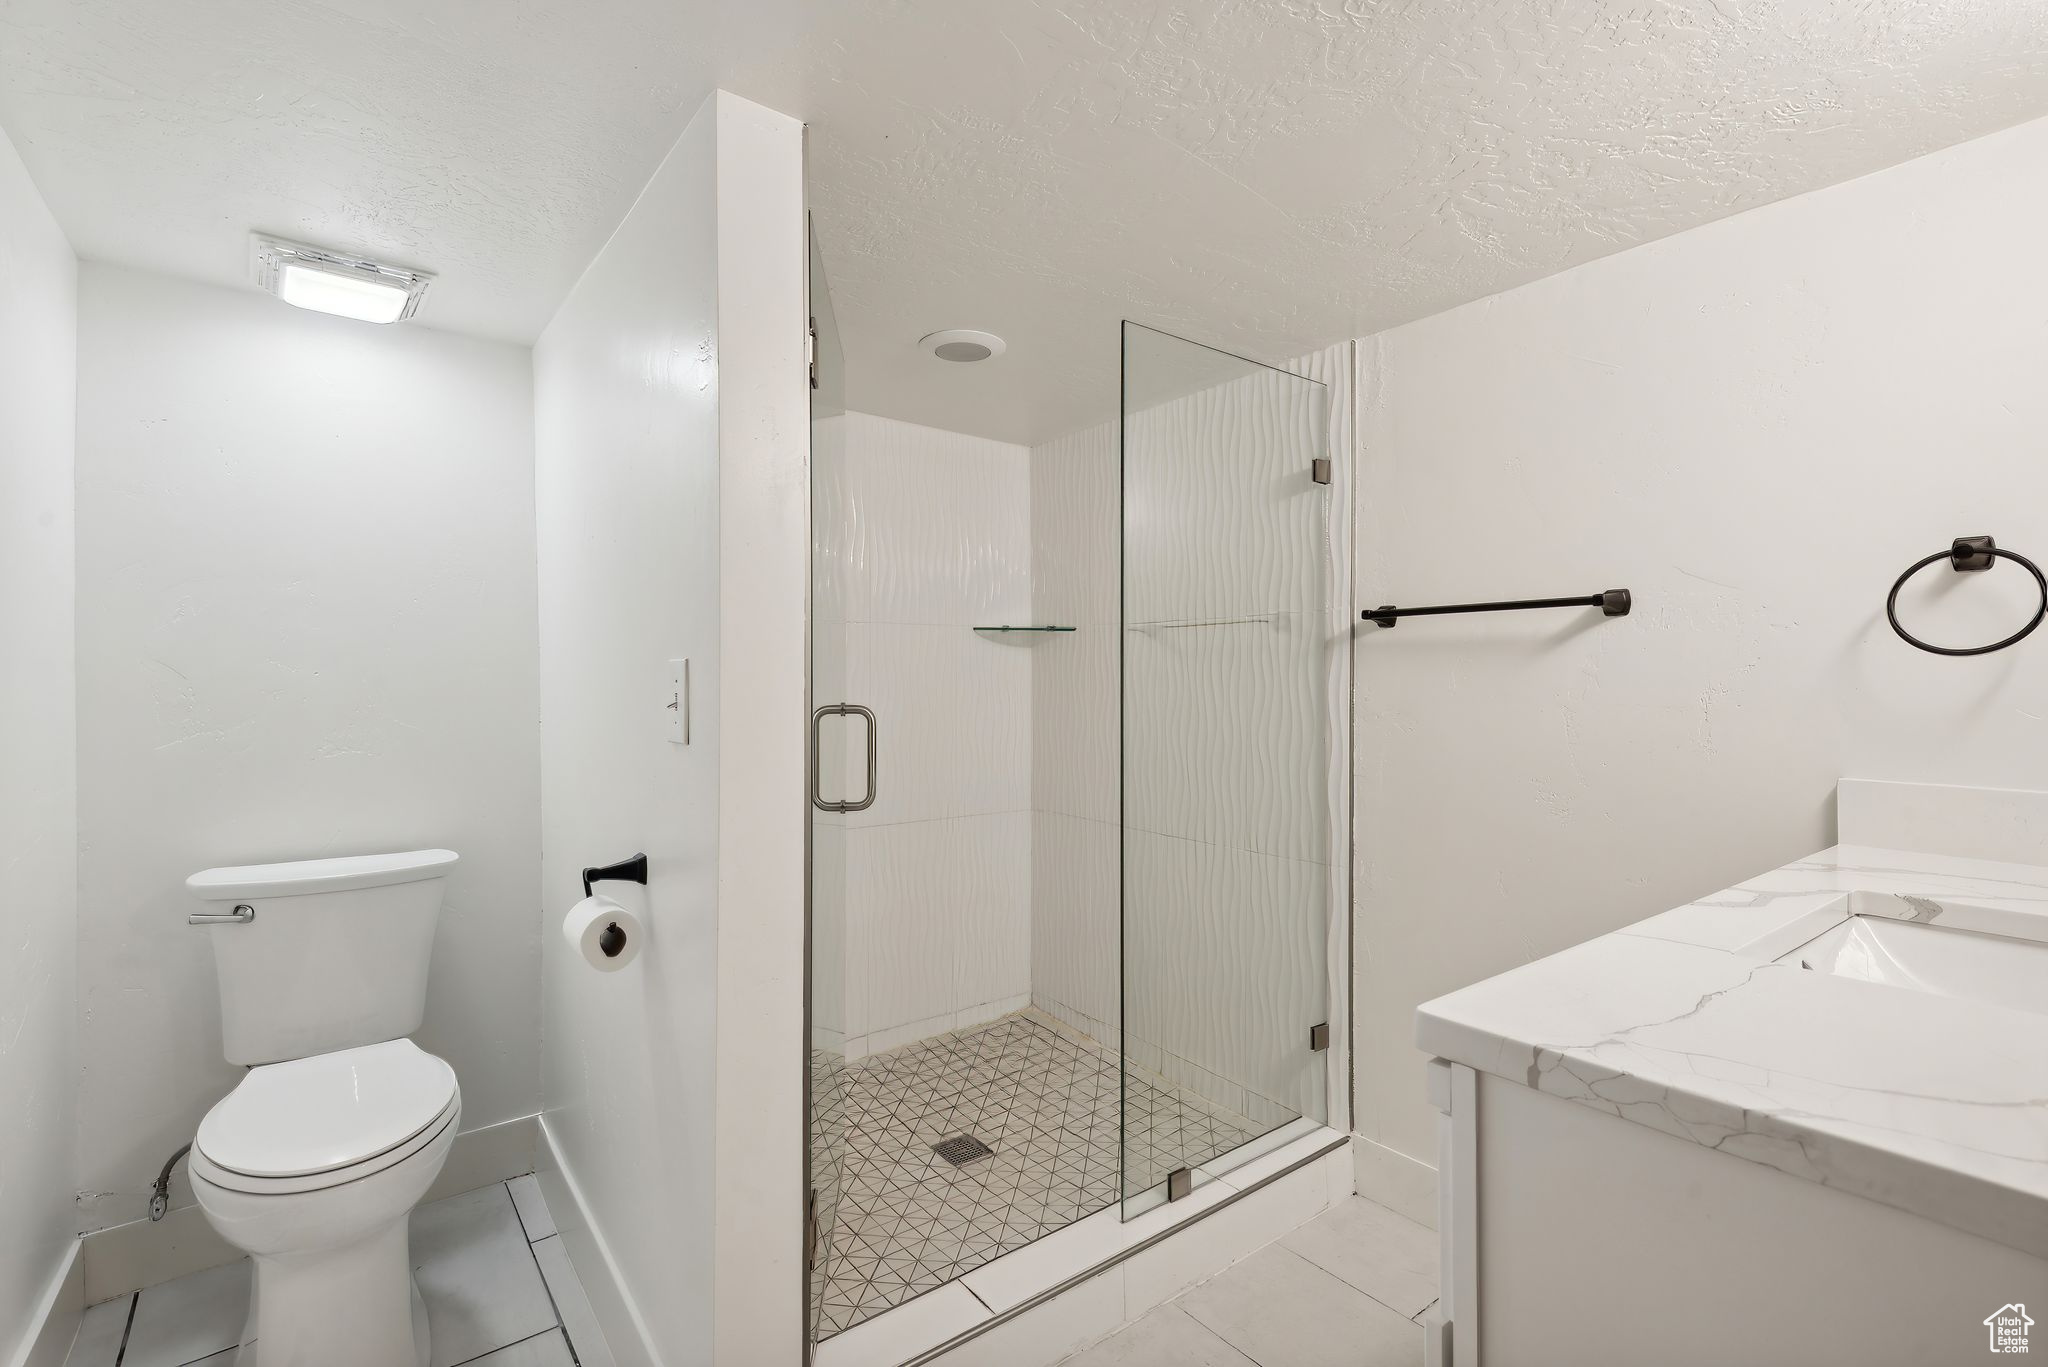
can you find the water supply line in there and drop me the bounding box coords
[150,1142,191,1221]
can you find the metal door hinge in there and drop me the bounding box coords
[1311,457,1331,485]
[807,316,819,391]
[805,1187,818,1271]
[1309,1022,1330,1052]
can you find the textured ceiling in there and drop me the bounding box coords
[4,1,2047,443]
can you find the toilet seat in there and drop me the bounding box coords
[196,1039,459,1195]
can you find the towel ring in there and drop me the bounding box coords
[1886,537,2047,657]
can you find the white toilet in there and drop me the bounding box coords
[185,849,463,1367]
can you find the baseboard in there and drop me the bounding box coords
[81,1112,540,1304]
[1350,1134,1438,1231]
[848,993,1035,1062]
[7,1240,82,1367]
[427,1112,540,1206]
[535,1115,662,1367]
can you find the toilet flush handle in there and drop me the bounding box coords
[189,903,256,925]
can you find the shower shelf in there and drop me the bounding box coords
[972,624,1076,633]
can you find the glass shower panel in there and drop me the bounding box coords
[1119,321,1332,1213]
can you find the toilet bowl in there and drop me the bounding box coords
[191,1039,461,1367]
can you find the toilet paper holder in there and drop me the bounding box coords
[582,852,648,899]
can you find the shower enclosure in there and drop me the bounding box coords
[806,262,1342,1341]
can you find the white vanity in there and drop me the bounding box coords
[1417,780,2048,1367]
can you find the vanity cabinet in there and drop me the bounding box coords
[1424,1059,2048,1367]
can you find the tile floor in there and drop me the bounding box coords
[813,1011,1270,1338]
[65,1177,611,1367]
[1055,1195,1439,1367]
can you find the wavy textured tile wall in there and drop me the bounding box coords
[837,413,1032,625]
[825,413,1034,1054]
[825,350,1350,1121]
[1028,419,1120,1049]
[1030,342,1352,1135]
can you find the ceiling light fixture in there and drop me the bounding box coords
[920,329,1005,363]
[252,234,433,325]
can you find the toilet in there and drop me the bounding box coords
[185,849,463,1367]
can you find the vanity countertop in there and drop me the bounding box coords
[1416,843,2048,1260]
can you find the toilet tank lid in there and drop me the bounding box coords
[187,849,459,900]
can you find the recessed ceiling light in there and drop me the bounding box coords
[920,329,1005,363]
[252,234,433,325]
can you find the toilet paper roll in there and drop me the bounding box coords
[563,894,642,971]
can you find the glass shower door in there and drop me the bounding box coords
[806,218,851,1346]
[1119,321,1333,1213]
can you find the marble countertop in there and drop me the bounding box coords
[1416,843,2048,1260]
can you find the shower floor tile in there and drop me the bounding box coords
[811,1011,1263,1339]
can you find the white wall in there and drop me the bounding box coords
[535,95,718,1367]
[704,92,807,1366]
[535,88,807,1367]
[825,412,1033,1057]
[73,265,541,1232]
[1353,112,2048,1173]
[0,124,78,1362]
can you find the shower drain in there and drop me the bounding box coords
[932,1134,994,1167]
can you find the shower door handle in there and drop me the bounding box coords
[810,704,877,812]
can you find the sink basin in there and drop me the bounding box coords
[1780,914,2048,1018]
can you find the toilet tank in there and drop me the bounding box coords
[187,849,459,1066]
